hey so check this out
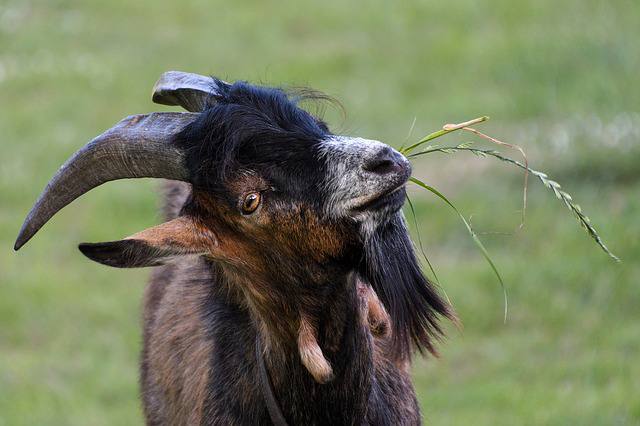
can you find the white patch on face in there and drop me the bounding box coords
[317,136,410,221]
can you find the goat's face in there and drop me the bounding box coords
[175,82,411,273]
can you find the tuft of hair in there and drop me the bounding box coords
[360,214,455,360]
[174,78,335,191]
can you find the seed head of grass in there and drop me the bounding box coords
[402,117,620,321]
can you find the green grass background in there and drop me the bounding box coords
[1,0,639,424]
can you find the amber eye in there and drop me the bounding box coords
[241,192,261,214]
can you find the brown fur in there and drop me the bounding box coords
[138,181,424,425]
[127,216,217,254]
[142,262,215,425]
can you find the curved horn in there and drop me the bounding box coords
[152,71,223,112]
[14,112,198,250]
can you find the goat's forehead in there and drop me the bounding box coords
[244,135,387,177]
[242,135,389,179]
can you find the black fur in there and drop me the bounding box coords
[198,265,378,425]
[361,214,451,359]
[176,80,329,200]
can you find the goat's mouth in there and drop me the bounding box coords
[351,184,407,213]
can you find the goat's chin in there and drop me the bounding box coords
[357,208,404,241]
[345,192,406,237]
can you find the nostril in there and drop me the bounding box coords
[365,158,395,174]
[363,147,401,175]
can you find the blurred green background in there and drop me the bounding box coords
[1,0,638,424]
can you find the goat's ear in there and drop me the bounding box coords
[78,216,216,268]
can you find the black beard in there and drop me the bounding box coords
[359,213,453,359]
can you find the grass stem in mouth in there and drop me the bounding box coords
[400,116,489,155]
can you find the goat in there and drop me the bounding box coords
[15,71,454,425]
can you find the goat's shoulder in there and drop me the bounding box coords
[160,180,191,220]
[141,258,217,425]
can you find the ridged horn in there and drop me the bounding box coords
[14,112,198,250]
[152,71,223,112]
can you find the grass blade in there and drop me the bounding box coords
[406,196,453,306]
[406,196,440,284]
[400,116,489,155]
[409,147,620,262]
[409,176,508,322]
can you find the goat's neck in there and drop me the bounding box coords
[224,267,375,423]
